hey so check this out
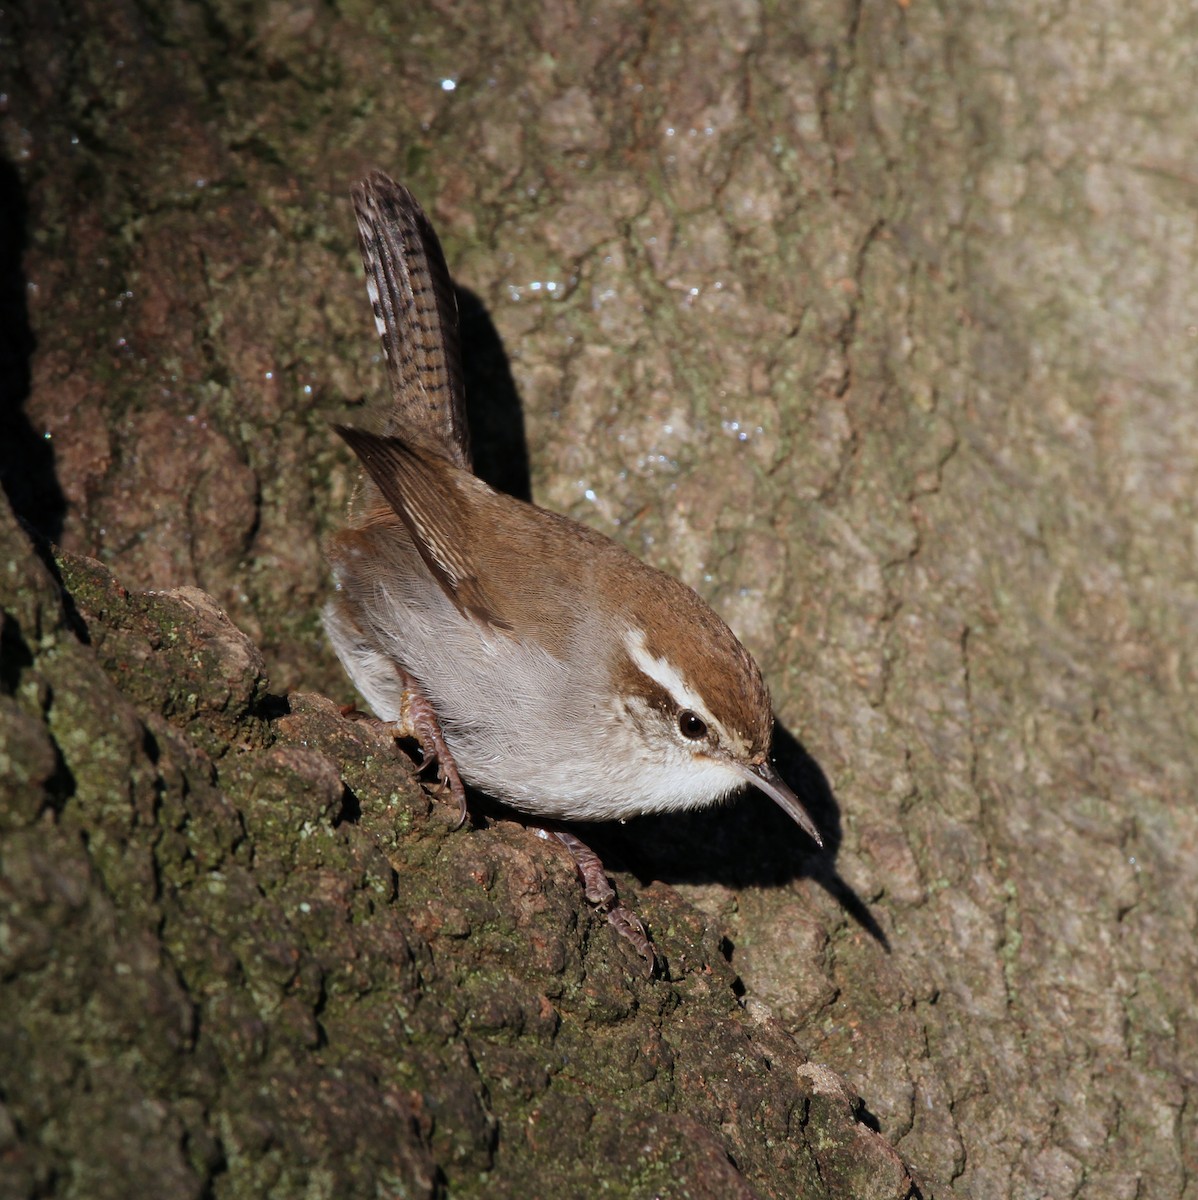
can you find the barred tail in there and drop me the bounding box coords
[351,171,471,469]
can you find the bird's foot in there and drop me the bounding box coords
[339,685,468,829]
[549,828,656,975]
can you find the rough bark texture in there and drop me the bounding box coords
[1,0,1195,1196]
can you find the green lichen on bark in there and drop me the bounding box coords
[0,501,912,1196]
[5,0,1198,1192]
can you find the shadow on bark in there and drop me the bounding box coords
[0,157,64,539]
[457,283,531,503]
[451,288,886,949]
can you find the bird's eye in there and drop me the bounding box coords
[678,710,708,740]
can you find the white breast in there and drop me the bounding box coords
[324,568,746,822]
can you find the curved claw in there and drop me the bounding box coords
[551,829,658,975]
[361,673,470,828]
[605,903,657,977]
[395,701,468,828]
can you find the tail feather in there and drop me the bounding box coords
[352,171,471,468]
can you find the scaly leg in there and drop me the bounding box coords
[549,828,656,975]
[391,675,468,828]
[341,670,468,828]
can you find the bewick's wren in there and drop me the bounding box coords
[323,173,821,961]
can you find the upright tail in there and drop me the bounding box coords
[351,171,472,469]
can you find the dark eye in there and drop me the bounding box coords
[678,710,708,740]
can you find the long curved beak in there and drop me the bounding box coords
[735,759,823,848]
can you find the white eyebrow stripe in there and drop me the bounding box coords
[623,627,736,746]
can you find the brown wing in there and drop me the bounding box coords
[334,425,509,629]
[352,171,471,469]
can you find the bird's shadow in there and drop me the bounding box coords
[454,285,887,951]
[456,285,531,503]
[539,725,887,952]
[0,157,65,538]
[0,158,887,953]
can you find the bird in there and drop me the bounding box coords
[322,172,822,968]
